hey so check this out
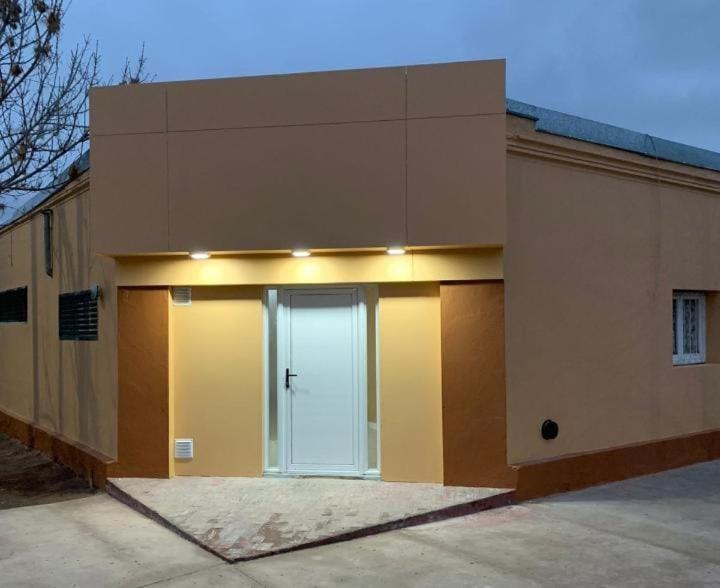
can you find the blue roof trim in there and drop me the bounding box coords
[0,150,90,227]
[507,99,720,173]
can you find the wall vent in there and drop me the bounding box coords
[172,286,192,306]
[59,289,98,340]
[174,438,194,459]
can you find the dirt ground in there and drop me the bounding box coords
[0,433,94,510]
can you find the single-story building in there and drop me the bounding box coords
[1,59,719,498]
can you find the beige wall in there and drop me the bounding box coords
[167,282,443,482]
[90,60,506,255]
[379,283,443,483]
[0,223,34,420]
[0,182,118,457]
[172,286,264,476]
[505,118,720,464]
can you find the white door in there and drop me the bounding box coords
[278,287,364,475]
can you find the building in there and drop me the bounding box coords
[1,60,719,498]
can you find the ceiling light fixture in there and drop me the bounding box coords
[386,247,406,255]
[190,251,211,260]
[291,249,311,258]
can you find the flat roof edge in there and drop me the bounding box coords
[507,99,720,174]
[0,150,90,228]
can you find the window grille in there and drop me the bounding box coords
[59,290,98,341]
[0,287,27,323]
[673,291,705,365]
[172,286,192,306]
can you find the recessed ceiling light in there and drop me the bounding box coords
[292,249,311,258]
[386,247,406,255]
[190,251,210,260]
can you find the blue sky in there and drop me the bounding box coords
[64,0,718,152]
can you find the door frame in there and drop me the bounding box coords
[265,285,370,477]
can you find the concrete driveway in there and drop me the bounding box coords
[1,458,719,586]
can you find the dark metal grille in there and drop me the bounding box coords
[0,287,27,323]
[59,290,98,341]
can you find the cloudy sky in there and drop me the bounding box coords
[64,0,718,152]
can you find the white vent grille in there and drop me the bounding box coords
[174,438,194,459]
[172,287,192,306]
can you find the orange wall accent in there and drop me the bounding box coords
[0,407,112,487]
[515,428,720,500]
[0,407,32,445]
[441,282,516,488]
[111,288,170,477]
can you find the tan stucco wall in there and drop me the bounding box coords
[90,60,506,255]
[0,183,118,457]
[505,127,720,464]
[0,223,34,420]
[379,283,443,483]
[172,286,264,476]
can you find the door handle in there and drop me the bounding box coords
[285,368,298,389]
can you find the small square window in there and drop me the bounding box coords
[673,291,706,365]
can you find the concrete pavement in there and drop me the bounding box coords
[108,475,512,560]
[0,459,718,586]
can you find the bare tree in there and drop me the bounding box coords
[0,0,147,215]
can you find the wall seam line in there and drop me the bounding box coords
[165,89,170,251]
[90,111,506,138]
[404,67,409,254]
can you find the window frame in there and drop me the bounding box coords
[42,209,54,278]
[673,291,706,366]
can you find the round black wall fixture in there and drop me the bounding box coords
[541,419,559,440]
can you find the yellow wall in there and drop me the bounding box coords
[378,283,444,483]
[119,249,476,481]
[115,248,502,287]
[168,282,443,482]
[0,184,118,457]
[172,286,264,476]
